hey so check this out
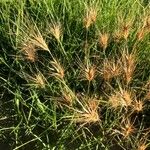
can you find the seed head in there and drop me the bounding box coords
[50,22,62,41]
[84,7,97,29]
[122,22,131,40]
[120,118,135,138]
[113,31,122,42]
[121,90,133,106]
[137,139,149,150]
[30,32,49,51]
[21,42,36,62]
[28,73,46,88]
[85,65,96,81]
[137,29,145,41]
[102,59,121,81]
[137,144,148,150]
[145,91,150,100]
[121,50,136,84]
[108,93,121,109]
[144,16,150,30]
[109,88,133,109]
[132,100,144,113]
[99,33,109,50]
[50,60,65,80]
[71,98,100,125]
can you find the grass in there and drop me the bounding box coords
[0,0,150,149]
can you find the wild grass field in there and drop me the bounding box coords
[0,0,150,149]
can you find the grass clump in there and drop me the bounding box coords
[0,0,150,149]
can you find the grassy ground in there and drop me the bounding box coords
[0,0,150,149]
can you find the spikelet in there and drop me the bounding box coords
[78,60,96,82]
[49,22,62,41]
[73,99,100,125]
[27,73,46,88]
[136,136,149,150]
[120,117,135,138]
[144,16,150,30]
[21,41,37,62]
[50,59,65,80]
[117,16,132,40]
[121,90,133,106]
[137,144,148,150]
[121,50,136,84]
[102,58,122,81]
[132,100,144,113]
[113,30,122,43]
[99,33,109,50]
[122,23,131,40]
[84,6,97,29]
[61,89,75,106]
[30,32,49,51]
[108,93,121,109]
[85,65,96,81]
[108,88,133,109]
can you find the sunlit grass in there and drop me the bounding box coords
[0,0,150,149]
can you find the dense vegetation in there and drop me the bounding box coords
[0,0,150,149]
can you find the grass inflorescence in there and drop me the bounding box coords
[0,0,150,149]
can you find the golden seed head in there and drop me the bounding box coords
[34,73,46,88]
[102,59,121,81]
[108,93,121,109]
[85,66,96,81]
[50,60,65,79]
[121,51,136,84]
[137,145,147,150]
[137,141,148,150]
[61,90,74,106]
[99,33,109,50]
[84,7,97,29]
[73,99,99,124]
[88,99,99,112]
[50,23,62,41]
[137,29,145,41]
[121,90,133,106]
[30,33,49,51]
[109,89,133,109]
[144,16,150,29]
[121,118,135,138]
[133,100,144,112]
[75,110,99,124]
[113,31,122,42]
[145,91,150,100]
[21,42,36,62]
[121,22,131,40]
